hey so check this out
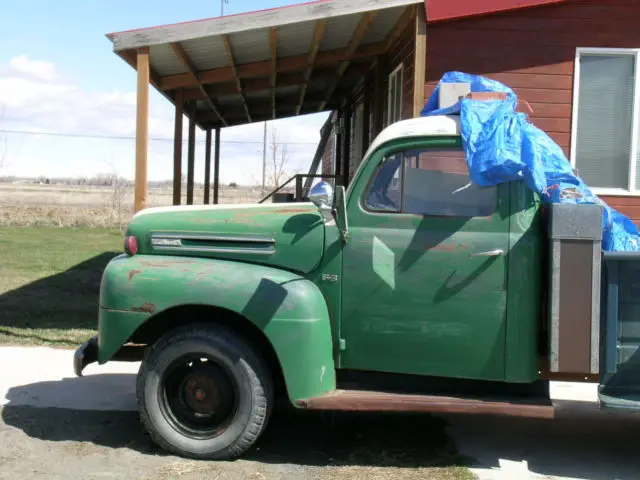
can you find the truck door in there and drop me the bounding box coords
[340,136,511,381]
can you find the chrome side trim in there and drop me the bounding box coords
[153,245,276,255]
[149,232,276,256]
[151,232,276,244]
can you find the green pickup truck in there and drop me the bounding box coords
[74,114,639,460]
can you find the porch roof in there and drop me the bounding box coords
[106,0,424,130]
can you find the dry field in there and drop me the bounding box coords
[0,183,266,228]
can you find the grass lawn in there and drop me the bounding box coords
[0,227,122,346]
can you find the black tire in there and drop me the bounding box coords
[136,323,273,460]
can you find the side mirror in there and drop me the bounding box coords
[309,181,334,209]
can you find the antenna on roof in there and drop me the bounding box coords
[221,0,229,16]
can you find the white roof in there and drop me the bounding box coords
[106,0,424,129]
[365,115,462,158]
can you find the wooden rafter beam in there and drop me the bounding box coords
[119,49,162,90]
[160,41,387,90]
[221,35,251,123]
[384,5,416,51]
[297,20,327,116]
[270,28,278,120]
[319,11,378,112]
[169,42,227,127]
[202,102,343,128]
[195,90,345,124]
[181,64,372,102]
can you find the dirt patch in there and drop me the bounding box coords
[0,406,474,480]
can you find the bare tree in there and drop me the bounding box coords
[248,126,302,193]
[100,158,127,227]
[269,127,288,189]
[262,127,302,189]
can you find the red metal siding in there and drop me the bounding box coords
[425,0,574,23]
[601,196,640,226]
[425,0,640,223]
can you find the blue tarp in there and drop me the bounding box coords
[420,71,640,252]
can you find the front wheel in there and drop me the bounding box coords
[136,324,273,460]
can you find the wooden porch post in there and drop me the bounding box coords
[173,89,183,205]
[213,127,221,204]
[204,128,212,204]
[362,78,371,154]
[413,4,427,117]
[186,112,195,205]
[334,111,342,184]
[373,57,385,136]
[341,103,352,187]
[134,47,150,213]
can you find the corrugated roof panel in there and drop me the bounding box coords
[245,90,270,103]
[218,94,243,107]
[307,75,332,93]
[361,7,406,44]
[277,20,316,58]
[275,84,300,97]
[181,35,229,71]
[228,29,272,65]
[320,13,363,51]
[150,44,187,76]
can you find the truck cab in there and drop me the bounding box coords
[73,114,637,460]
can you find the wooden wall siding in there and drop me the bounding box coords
[321,12,418,181]
[321,124,335,179]
[385,20,416,123]
[424,0,640,225]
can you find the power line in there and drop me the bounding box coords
[0,129,318,146]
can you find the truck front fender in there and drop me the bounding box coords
[98,254,336,403]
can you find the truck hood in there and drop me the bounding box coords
[127,202,325,274]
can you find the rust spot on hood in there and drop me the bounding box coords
[140,259,197,268]
[128,269,141,281]
[431,243,469,252]
[132,302,156,314]
[271,208,312,214]
[431,244,457,252]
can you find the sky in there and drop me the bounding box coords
[0,0,330,185]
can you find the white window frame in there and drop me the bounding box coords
[387,63,404,126]
[571,47,640,196]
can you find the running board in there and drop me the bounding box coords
[296,389,555,419]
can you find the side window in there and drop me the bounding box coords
[364,148,497,217]
[365,153,403,212]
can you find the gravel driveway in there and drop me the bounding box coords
[1,346,639,480]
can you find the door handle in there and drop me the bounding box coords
[471,249,504,257]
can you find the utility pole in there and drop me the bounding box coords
[262,122,267,194]
[221,0,229,16]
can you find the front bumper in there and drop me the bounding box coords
[73,336,99,376]
[73,333,146,377]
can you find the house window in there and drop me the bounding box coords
[387,64,404,125]
[572,49,640,194]
[364,148,497,217]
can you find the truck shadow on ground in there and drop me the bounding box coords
[0,374,469,470]
[3,375,640,479]
[0,252,118,344]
